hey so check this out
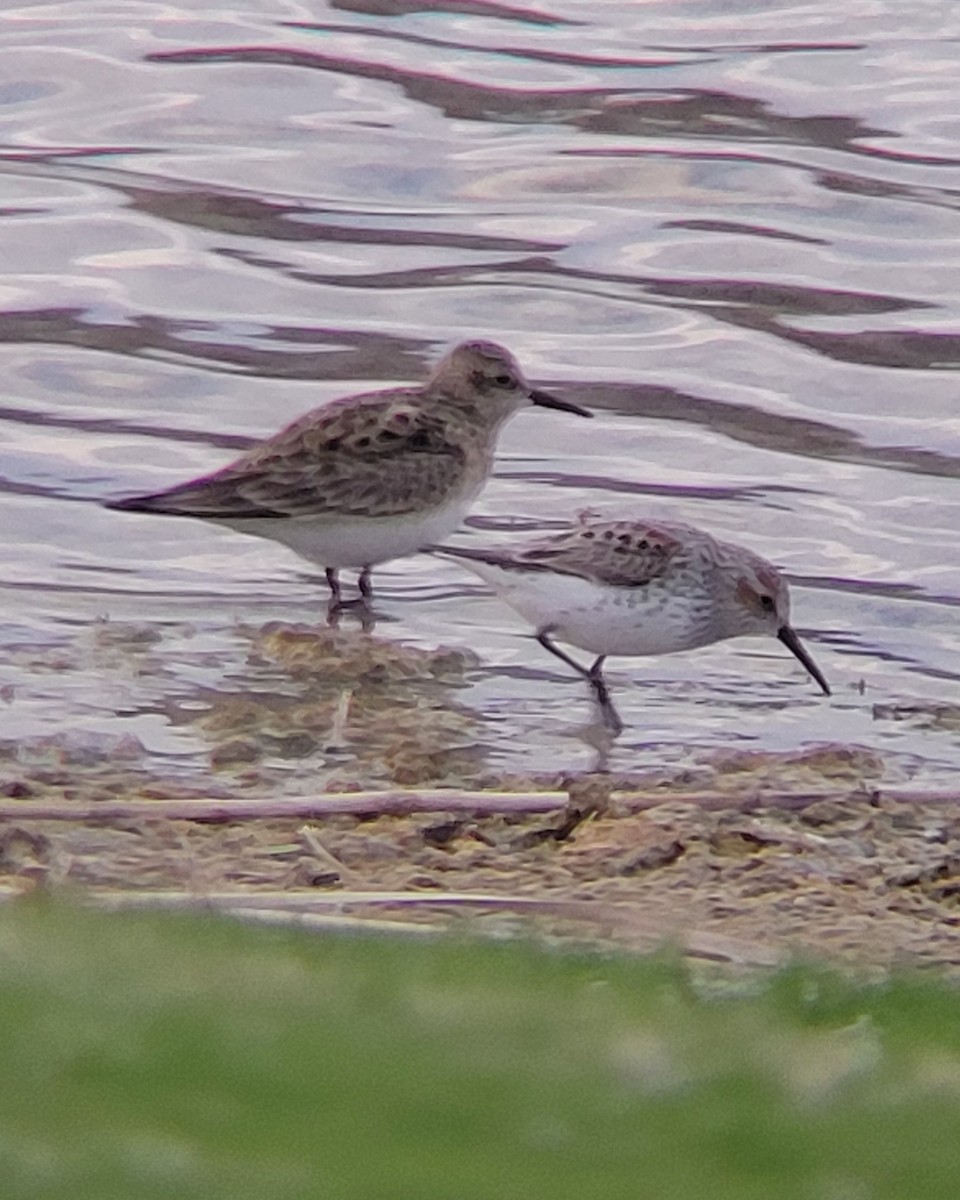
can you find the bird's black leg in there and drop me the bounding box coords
[536,633,623,734]
[326,566,378,629]
[536,630,591,679]
[588,656,623,735]
[325,568,342,606]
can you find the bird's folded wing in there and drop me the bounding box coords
[444,520,682,588]
[112,402,470,520]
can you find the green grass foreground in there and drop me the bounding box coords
[1,902,959,1199]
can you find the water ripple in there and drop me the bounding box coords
[3,0,960,779]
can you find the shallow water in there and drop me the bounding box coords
[4,0,960,790]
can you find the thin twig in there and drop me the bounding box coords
[84,887,783,966]
[0,793,568,822]
[229,909,442,937]
[0,791,565,823]
[90,888,574,912]
[298,825,357,882]
[0,785,953,825]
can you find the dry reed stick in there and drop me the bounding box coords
[0,784,952,825]
[83,887,784,966]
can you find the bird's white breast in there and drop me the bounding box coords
[462,562,713,657]
[226,495,474,569]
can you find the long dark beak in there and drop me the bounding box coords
[529,388,592,417]
[777,625,831,695]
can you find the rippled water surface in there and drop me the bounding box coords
[5,0,960,789]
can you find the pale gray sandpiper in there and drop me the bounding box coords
[106,340,591,608]
[432,510,830,734]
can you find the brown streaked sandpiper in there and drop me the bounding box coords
[106,340,591,608]
[433,510,830,733]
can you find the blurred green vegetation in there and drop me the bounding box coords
[1,899,959,1199]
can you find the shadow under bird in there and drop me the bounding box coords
[106,340,591,607]
[432,511,831,734]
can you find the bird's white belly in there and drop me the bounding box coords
[475,568,711,658]
[225,498,472,569]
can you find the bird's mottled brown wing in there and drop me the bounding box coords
[442,517,684,587]
[110,392,473,520]
[512,518,683,586]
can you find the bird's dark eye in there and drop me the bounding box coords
[759,595,776,612]
[494,373,514,387]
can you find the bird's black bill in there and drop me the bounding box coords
[777,625,831,696]
[105,493,164,513]
[529,388,592,417]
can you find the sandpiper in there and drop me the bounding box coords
[433,511,830,733]
[106,340,591,607]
